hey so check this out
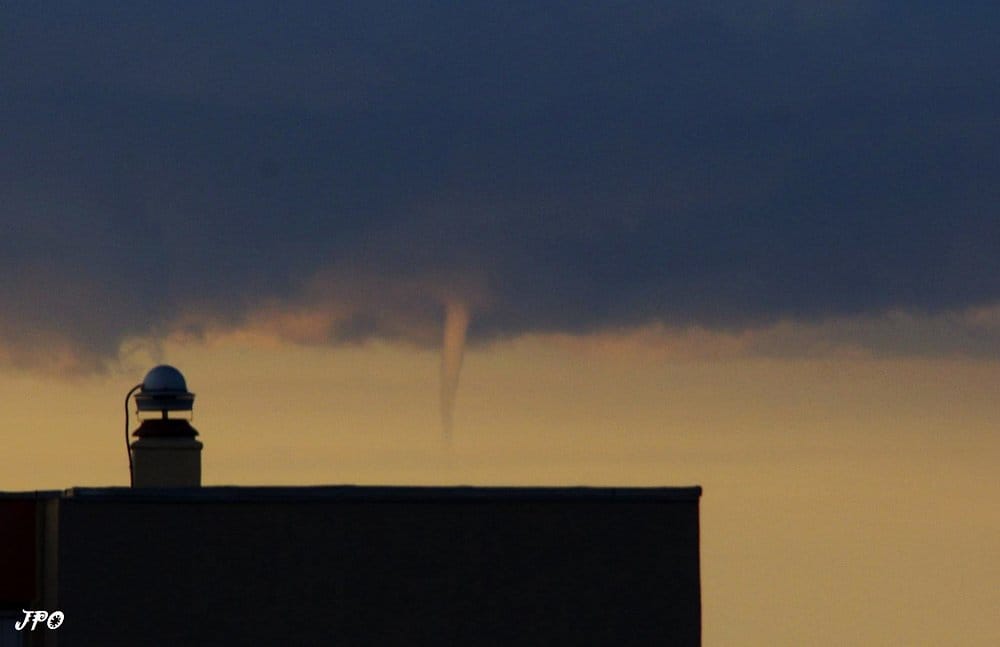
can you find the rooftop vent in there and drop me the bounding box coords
[135,365,195,415]
[126,365,202,488]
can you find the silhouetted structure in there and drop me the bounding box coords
[1,485,701,646]
[3,368,702,644]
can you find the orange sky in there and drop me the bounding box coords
[2,331,998,645]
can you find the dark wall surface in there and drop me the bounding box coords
[0,499,36,607]
[52,487,701,646]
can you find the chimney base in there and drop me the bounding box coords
[130,419,202,487]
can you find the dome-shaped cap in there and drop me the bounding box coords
[142,365,188,393]
[136,365,194,412]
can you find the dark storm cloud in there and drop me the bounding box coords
[2,2,1000,368]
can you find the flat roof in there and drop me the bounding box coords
[42,485,703,504]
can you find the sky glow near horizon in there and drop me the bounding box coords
[2,2,999,644]
[2,335,998,644]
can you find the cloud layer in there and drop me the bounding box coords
[3,3,1000,370]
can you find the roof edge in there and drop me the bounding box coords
[58,485,703,503]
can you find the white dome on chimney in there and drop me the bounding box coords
[135,365,195,412]
[142,365,188,392]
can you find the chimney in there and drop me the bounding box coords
[129,365,202,487]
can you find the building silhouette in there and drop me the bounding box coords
[0,368,702,646]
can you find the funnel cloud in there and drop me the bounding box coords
[440,302,471,441]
